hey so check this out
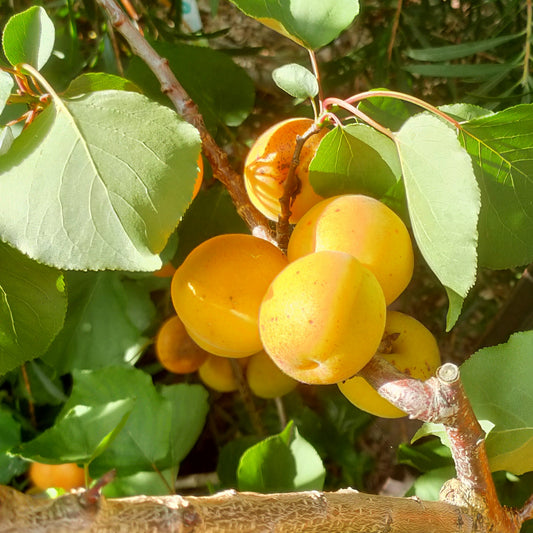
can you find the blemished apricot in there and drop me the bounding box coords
[155,315,209,374]
[244,118,327,223]
[171,234,288,358]
[246,350,298,399]
[198,354,248,393]
[338,311,441,418]
[29,462,86,491]
[287,194,414,305]
[259,250,386,385]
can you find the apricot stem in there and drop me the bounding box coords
[308,49,324,115]
[276,122,323,250]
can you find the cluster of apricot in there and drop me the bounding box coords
[157,118,441,418]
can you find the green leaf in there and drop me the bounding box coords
[438,103,493,122]
[237,421,325,492]
[407,465,456,501]
[0,409,26,484]
[0,242,67,375]
[0,71,13,115]
[61,367,172,477]
[403,63,516,79]
[0,90,201,271]
[126,41,254,131]
[2,6,55,70]
[14,399,135,464]
[358,93,412,132]
[42,272,153,375]
[174,184,249,266]
[395,114,480,312]
[228,0,359,50]
[309,124,401,198]
[406,33,522,62]
[102,469,175,498]
[159,384,209,469]
[217,436,262,488]
[397,439,452,473]
[63,73,142,97]
[272,64,318,99]
[461,331,533,475]
[0,127,14,155]
[460,104,533,269]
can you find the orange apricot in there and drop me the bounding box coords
[246,350,298,399]
[259,250,386,385]
[338,311,441,418]
[288,194,414,305]
[244,118,327,223]
[192,154,203,200]
[29,462,86,491]
[153,262,177,278]
[155,315,209,374]
[171,234,288,358]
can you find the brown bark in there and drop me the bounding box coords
[0,485,475,533]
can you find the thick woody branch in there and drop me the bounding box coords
[0,485,477,533]
[359,358,522,532]
[95,0,273,240]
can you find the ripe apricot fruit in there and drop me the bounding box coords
[192,154,203,200]
[338,311,441,418]
[287,194,414,305]
[259,250,386,385]
[171,234,288,358]
[198,354,248,393]
[153,262,177,278]
[246,350,298,399]
[29,462,86,491]
[244,118,327,223]
[155,315,209,374]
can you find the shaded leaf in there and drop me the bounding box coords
[2,6,55,70]
[0,242,66,375]
[460,104,533,269]
[63,73,141,97]
[42,272,153,375]
[126,41,254,131]
[228,0,359,50]
[0,91,201,271]
[14,399,134,464]
[403,63,516,79]
[406,34,522,62]
[395,114,480,328]
[61,367,172,477]
[272,64,318,99]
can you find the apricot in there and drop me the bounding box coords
[246,350,298,399]
[244,118,327,223]
[287,194,414,304]
[171,234,288,358]
[198,354,248,393]
[153,262,176,278]
[29,462,86,491]
[192,154,203,200]
[155,315,209,374]
[259,250,386,385]
[338,311,441,418]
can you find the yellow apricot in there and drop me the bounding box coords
[244,118,327,223]
[287,194,414,305]
[198,354,248,393]
[338,311,441,418]
[246,350,298,399]
[171,234,288,358]
[155,315,209,374]
[259,250,386,385]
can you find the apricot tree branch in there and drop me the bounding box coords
[359,359,522,532]
[95,0,274,240]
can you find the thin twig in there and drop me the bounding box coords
[387,0,403,63]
